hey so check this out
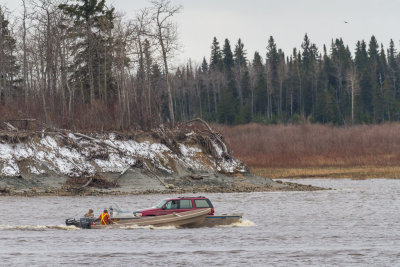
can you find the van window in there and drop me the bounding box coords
[194,199,210,208]
[164,200,178,209]
[179,199,192,209]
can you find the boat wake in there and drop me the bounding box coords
[0,225,79,231]
[217,219,255,228]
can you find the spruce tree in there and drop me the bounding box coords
[355,40,372,122]
[59,0,115,103]
[253,51,267,116]
[222,38,234,74]
[234,38,247,69]
[266,36,279,120]
[201,57,208,73]
[233,38,248,110]
[0,8,19,98]
[210,37,223,71]
[368,35,382,122]
[219,38,238,124]
[387,39,399,100]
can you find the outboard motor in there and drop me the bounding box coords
[79,218,94,229]
[65,218,79,227]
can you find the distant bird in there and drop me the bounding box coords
[344,21,349,24]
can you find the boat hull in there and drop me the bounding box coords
[184,214,243,228]
[68,208,211,229]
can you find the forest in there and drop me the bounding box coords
[1,0,400,130]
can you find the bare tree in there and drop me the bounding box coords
[150,0,182,127]
[22,0,28,108]
[347,64,359,124]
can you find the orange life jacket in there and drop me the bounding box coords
[100,213,110,225]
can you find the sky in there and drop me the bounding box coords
[2,0,400,67]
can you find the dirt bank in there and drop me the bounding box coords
[0,171,324,197]
[0,121,324,196]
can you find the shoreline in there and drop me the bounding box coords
[0,171,326,197]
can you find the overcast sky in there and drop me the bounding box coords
[2,0,400,66]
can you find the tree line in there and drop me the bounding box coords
[0,0,179,130]
[180,35,400,125]
[1,0,400,130]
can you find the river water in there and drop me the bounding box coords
[1,179,400,266]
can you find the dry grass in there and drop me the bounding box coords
[252,166,400,179]
[216,123,400,178]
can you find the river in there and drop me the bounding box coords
[1,179,399,266]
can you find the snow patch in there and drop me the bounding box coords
[0,132,246,177]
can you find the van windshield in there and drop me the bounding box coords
[155,199,167,208]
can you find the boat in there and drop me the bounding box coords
[66,208,211,229]
[110,209,243,228]
[109,201,243,228]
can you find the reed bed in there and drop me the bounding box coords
[217,123,400,169]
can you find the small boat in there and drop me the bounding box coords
[66,208,211,229]
[109,199,243,228]
[110,210,243,228]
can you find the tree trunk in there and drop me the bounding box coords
[159,33,174,127]
[22,0,28,110]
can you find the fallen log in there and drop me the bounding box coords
[185,117,229,156]
[81,177,93,189]
[4,122,18,131]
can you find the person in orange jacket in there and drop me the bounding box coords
[99,209,112,225]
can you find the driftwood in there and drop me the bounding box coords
[186,117,214,132]
[143,162,167,187]
[8,119,36,122]
[4,122,18,131]
[68,175,116,189]
[81,177,93,188]
[73,133,167,188]
[185,117,229,156]
[74,132,124,154]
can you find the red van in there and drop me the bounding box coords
[134,196,214,216]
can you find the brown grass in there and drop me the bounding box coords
[217,123,400,168]
[251,166,400,179]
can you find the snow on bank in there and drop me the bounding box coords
[0,133,246,177]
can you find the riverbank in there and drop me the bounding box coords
[0,121,325,196]
[0,172,324,197]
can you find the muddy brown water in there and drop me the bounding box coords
[1,179,399,266]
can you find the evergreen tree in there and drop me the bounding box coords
[315,45,339,123]
[253,51,267,116]
[355,40,372,122]
[233,38,248,108]
[201,57,208,73]
[368,35,383,122]
[301,34,320,118]
[222,38,234,74]
[266,36,279,119]
[387,39,399,100]
[59,0,115,103]
[210,37,222,71]
[0,8,19,98]
[234,38,247,69]
[219,38,238,124]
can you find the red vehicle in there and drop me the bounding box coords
[134,197,214,217]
